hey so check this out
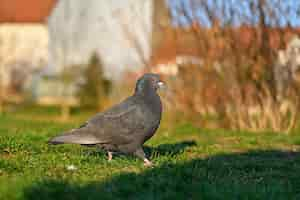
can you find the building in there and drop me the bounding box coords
[0,0,171,99]
[0,0,57,94]
[47,0,171,81]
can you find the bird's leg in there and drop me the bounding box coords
[143,158,153,167]
[134,147,153,167]
[107,151,113,161]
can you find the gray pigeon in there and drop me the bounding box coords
[49,73,164,166]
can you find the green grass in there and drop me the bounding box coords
[1,108,300,200]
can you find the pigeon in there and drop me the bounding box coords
[49,73,164,166]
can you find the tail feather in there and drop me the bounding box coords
[48,134,71,145]
[48,139,63,145]
[48,129,103,145]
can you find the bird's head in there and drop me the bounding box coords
[135,73,165,94]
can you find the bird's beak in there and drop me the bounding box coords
[157,81,166,90]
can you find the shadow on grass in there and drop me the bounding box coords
[82,140,197,159]
[144,140,197,157]
[24,150,300,200]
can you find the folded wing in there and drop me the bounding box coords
[49,98,145,146]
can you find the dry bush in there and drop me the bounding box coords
[161,24,300,133]
[224,83,300,133]
[165,59,300,133]
[156,0,300,133]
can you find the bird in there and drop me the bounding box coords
[49,73,164,166]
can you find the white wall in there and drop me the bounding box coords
[0,24,48,88]
[47,0,153,81]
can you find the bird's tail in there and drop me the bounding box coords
[48,133,71,145]
[48,128,102,145]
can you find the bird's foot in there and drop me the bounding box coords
[107,151,113,161]
[143,158,153,167]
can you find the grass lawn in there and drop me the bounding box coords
[1,106,300,199]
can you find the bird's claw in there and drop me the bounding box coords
[143,158,153,167]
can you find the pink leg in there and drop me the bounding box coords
[108,151,113,161]
[143,158,153,167]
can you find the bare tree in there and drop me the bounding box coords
[119,14,150,68]
[114,1,154,73]
[48,0,80,121]
[166,0,300,133]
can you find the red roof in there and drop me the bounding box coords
[0,0,57,23]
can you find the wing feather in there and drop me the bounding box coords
[49,96,146,146]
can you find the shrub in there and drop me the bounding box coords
[77,53,112,110]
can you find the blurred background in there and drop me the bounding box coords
[1,0,300,133]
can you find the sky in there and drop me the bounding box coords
[168,0,300,27]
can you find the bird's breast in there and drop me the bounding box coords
[140,95,162,143]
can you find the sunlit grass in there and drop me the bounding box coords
[1,107,300,199]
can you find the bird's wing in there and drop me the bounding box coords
[49,96,146,145]
[86,99,147,145]
[88,96,137,121]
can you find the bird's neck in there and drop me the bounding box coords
[135,88,161,109]
[135,87,157,98]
